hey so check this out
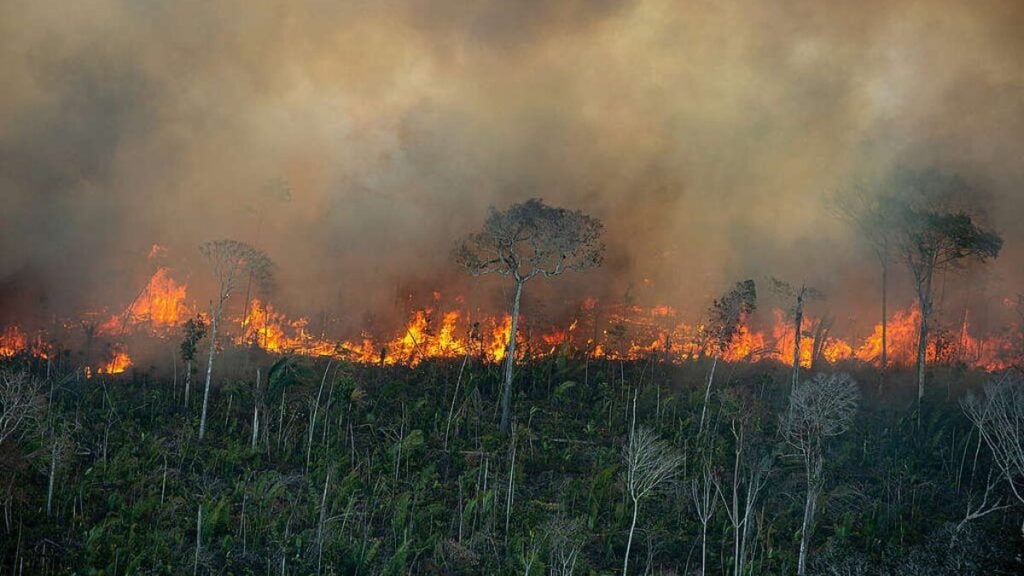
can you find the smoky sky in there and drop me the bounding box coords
[1,0,1023,335]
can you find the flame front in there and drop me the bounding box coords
[2,264,1022,373]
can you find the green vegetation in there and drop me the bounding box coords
[0,351,1020,575]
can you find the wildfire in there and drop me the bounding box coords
[99,267,190,335]
[97,346,132,374]
[0,325,50,359]
[1,262,1021,374]
[0,326,27,358]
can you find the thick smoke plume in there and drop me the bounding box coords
[2,0,1022,337]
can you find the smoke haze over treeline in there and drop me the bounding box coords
[2,0,1023,337]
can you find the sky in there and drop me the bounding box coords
[1,0,1022,336]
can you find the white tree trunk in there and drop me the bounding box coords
[251,368,260,450]
[623,497,639,576]
[46,442,57,517]
[500,281,524,435]
[698,355,718,436]
[199,304,220,441]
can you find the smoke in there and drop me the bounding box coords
[1,0,1022,335]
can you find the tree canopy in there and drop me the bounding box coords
[453,198,605,282]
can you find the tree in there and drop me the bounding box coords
[962,377,1024,535]
[0,369,44,446]
[782,372,860,576]
[454,198,604,434]
[769,278,823,391]
[43,417,78,517]
[620,425,682,576]
[888,174,1002,398]
[198,239,273,441]
[689,451,718,576]
[180,314,208,410]
[699,279,757,435]
[713,412,773,576]
[833,184,896,385]
[544,515,587,576]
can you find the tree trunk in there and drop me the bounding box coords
[251,368,260,450]
[916,308,928,400]
[199,302,221,441]
[185,358,192,409]
[797,483,817,576]
[880,258,888,389]
[500,281,524,435]
[698,355,718,436]
[700,519,708,576]
[792,293,804,391]
[194,504,203,576]
[46,441,57,517]
[623,497,639,576]
[915,275,933,401]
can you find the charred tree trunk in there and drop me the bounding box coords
[809,316,832,373]
[915,273,934,401]
[500,280,524,435]
[792,290,805,391]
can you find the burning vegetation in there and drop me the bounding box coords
[1,261,1020,375]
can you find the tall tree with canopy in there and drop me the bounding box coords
[888,171,1002,399]
[454,198,604,434]
[198,239,273,441]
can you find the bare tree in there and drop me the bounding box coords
[690,450,718,576]
[887,171,1002,398]
[198,239,273,441]
[43,418,78,517]
[769,278,823,391]
[620,426,683,576]
[454,198,604,434]
[699,279,757,435]
[962,377,1024,535]
[782,373,860,576]
[544,515,587,576]
[714,418,773,576]
[0,369,44,446]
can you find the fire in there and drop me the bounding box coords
[855,307,926,366]
[0,325,50,359]
[1,252,1020,374]
[720,323,766,362]
[237,298,340,358]
[98,346,132,374]
[0,326,27,358]
[99,267,190,335]
[489,315,514,363]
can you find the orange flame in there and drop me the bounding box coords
[98,346,132,374]
[99,267,190,335]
